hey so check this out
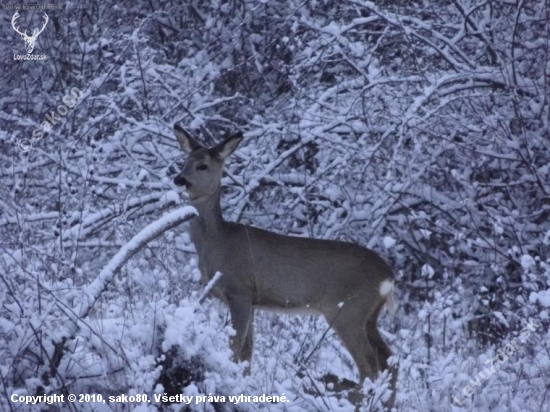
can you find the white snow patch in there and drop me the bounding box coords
[199,272,223,303]
[529,290,550,308]
[421,263,435,278]
[383,236,396,248]
[521,254,536,269]
[160,190,181,205]
[419,229,432,239]
[138,169,149,180]
[493,311,509,327]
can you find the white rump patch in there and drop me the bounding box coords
[379,280,394,296]
[380,280,398,314]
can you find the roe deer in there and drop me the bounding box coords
[172,125,398,406]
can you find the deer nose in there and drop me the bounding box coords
[174,175,189,187]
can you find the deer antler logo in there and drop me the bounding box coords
[11,11,49,54]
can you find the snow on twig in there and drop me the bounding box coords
[198,271,224,304]
[79,206,197,318]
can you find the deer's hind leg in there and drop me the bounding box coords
[324,305,380,383]
[366,304,397,408]
[365,304,392,372]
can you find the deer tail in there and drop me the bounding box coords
[379,279,397,315]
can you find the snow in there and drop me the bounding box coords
[421,264,435,278]
[529,290,550,308]
[80,206,197,317]
[521,254,536,270]
[199,271,223,304]
[2,2,550,411]
[383,236,396,248]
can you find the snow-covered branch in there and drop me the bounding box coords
[79,206,197,318]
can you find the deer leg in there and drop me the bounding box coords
[365,320,391,371]
[241,308,255,375]
[366,314,397,409]
[226,294,253,367]
[325,309,379,383]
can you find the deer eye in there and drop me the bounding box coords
[197,164,208,171]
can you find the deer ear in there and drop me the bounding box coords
[211,131,243,160]
[174,125,202,153]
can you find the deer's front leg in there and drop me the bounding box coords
[226,292,254,371]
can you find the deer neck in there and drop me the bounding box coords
[189,188,224,237]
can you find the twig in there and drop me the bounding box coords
[198,271,224,304]
[79,206,197,318]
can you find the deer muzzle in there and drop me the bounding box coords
[174,175,190,187]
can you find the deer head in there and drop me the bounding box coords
[173,125,243,203]
[12,11,49,54]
